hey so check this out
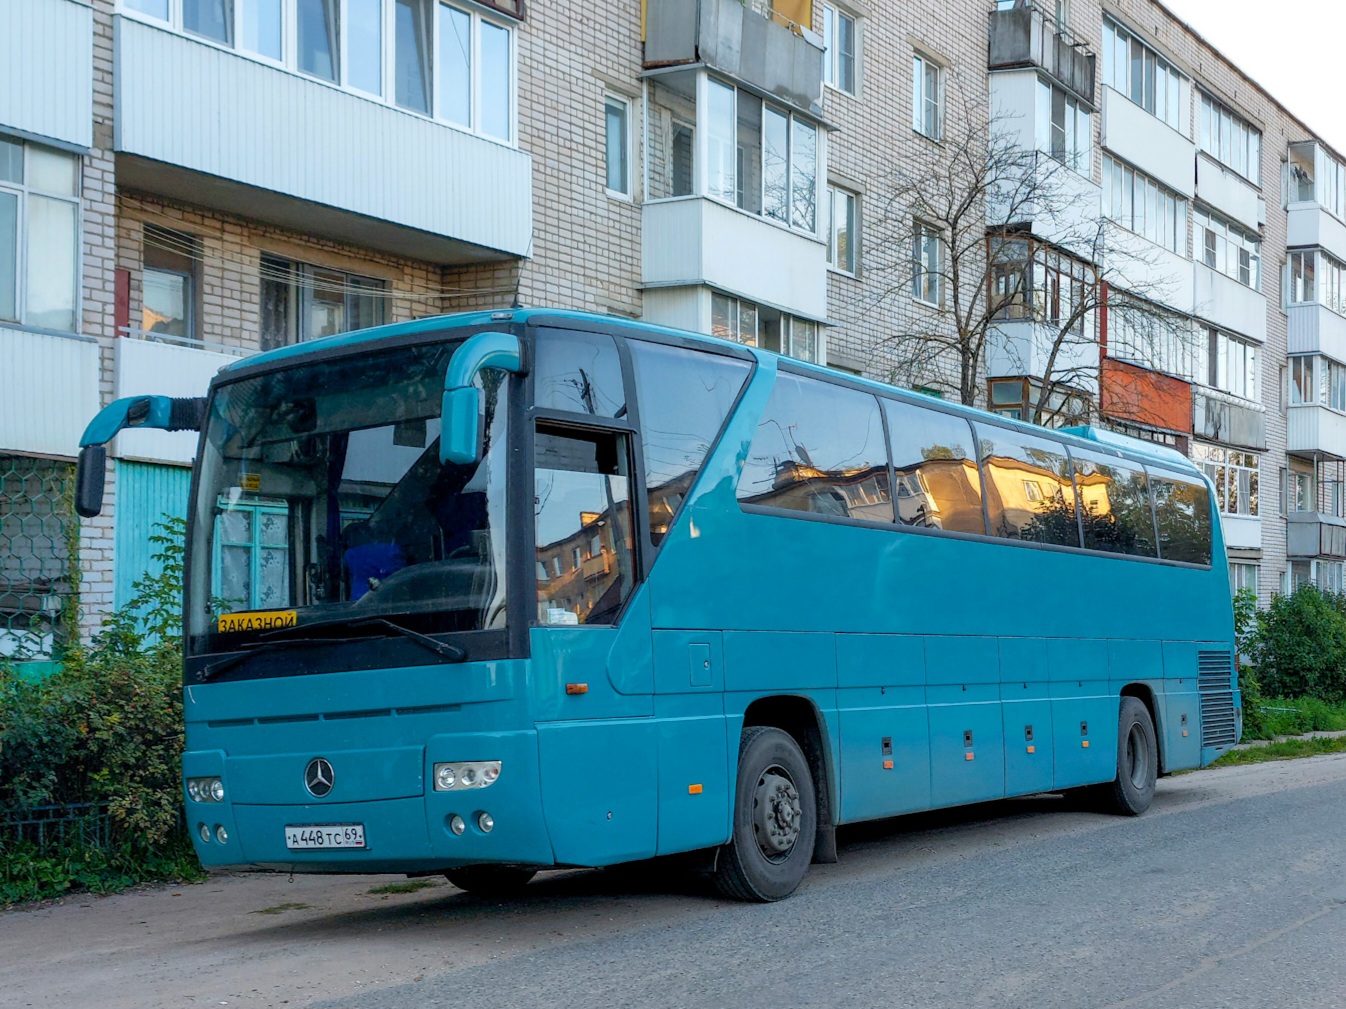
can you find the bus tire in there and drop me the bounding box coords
[713,725,818,902]
[445,865,537,896]
[1094,697,1158,816]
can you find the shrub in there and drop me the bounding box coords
[1248,585,1346,703]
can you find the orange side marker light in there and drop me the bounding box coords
[1026,745,1036,754]
[565,682,588,695]
[1082,740,1090,748]
[882,759,894,770]
[965,752,975,761]
[1182,729,1189,737]
[688,784,703,795]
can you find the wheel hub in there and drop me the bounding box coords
[752,767,802,860]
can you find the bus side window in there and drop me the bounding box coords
[974,424,1081,547]
[736,374,892,523]
[628,342,751,545]
[534,425,635,626]
[1072,452,1157,558]
[883,399,984,534]
[533,328,626,418]
[1150,470,1212,565]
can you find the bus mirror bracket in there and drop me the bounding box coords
[440,331,524,466]
[74,395,208,517]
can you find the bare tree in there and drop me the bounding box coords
[864,79,1195,428]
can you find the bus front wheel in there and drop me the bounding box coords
[713,725,818,902]
[445,865,537,897]
[1092,697,1158,816]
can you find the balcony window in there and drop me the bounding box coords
[1289,250,1346,316]
[1290,355,1346,412]
[259,255,387,350]
[912,222,942,306]
[605,94,632,197]
[1035,79,1090,176]
[1102,17,1186,133]
[823,4,857,95]
[912,53,943,141]
[1102,155,1188,256]
[142,225,199,343]
[989,236,1093,334]
[1289,142,1346,219]
[1205,328,1258,402]
[1200,93,1261,186]
[1107,296,1199,380]
[828,185,858,274]
[1195,206,1260,290]
[711,292,819,363]
[1229,561,1258,594]
[647,74,821,236]
[121,0,517,141]
[0,137,80,333]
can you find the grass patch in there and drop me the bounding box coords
[1212,735,1346,767]
[367,879,441,895]
[1248,696,1346,740]
[251,901,312,914]
[0,834,206,908]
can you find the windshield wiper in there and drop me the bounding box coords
[196,635,381,683]
[259,615,467,662]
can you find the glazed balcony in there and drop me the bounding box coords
[988,1,1095,106]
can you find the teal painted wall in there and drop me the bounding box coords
[114,461,191,611]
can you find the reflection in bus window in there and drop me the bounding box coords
[1073,453,1156,557]
[883,399,984,534]
[629,342,751,545]
[533,328,626,417]
[1151,472,1213,564]
[737,374,892,522]
[534,426,634,625]
[977,426,1080,547]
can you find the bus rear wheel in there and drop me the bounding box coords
[445,865,537,896]
[713,725,817,902]
[1092,697,1158,816]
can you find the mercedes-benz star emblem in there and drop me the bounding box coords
[304,757,335,798]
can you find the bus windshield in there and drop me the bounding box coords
[186,339,509,657]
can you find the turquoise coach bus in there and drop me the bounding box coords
[74,309,1239,901]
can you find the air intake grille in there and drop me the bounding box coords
[1197,650,1237,747]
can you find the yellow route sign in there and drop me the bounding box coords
[217,609,297,634]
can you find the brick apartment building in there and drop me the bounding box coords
[1,0,1344,666]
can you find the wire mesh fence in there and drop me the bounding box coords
[0,454,77,662]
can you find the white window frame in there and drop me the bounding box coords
[1199,92,1261,186]
[0,135,81,334]
[1195,205,1261,291]
[1102,17,1188,134]
[709,291,821,363]
[912,52,943,142]
[116,0,519,145]
[822,4,857,96]
[1035,78,1091,177]
[1229,561,1258,595]
[912,221,942,306]
[604,92,633,200]
[1102,155,1189,257]
[827,184,859,276]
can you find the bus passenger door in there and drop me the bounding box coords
[999,637,1053,796]
[925,635,1005,806]
[836,633,930,822]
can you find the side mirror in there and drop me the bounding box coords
[440,332,524,466]
[75,445,107,518]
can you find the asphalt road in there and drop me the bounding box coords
[4,755,1346,1009]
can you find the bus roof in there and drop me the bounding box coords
[220,307,1202,479]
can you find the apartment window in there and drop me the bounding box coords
[1102,17,1187,133]
[1290,355,1346,412]
[828,185,858,274]
[1196,206,1261,290]
[1200,94,1261,185]
[1108,299,1197,380]
[142,226,198,342]
[711,292,819,363]
[1279,466,1287,516]
[123,0,517,141]
[912,222,942,305]
[1290,356,1315,405]
[1290,142,1346,219]
[1206,328,1258,401]
[605,95,631,197]
[1289,250,1346,316]
[990,238,1093,334]
[1291,470,1314,512]
[823,4,857,94]
[259,255,387,350]
[912,53,943,141]
[1036,79,1091,176]
[701,78,819,234]
[1103,155,1188,256]
[0,137,79,333]
[1192,444,1258,517]
[1229,561,1258,595]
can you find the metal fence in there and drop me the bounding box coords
[0,803,112,851]
[0,454,76,662]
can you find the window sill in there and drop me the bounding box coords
[827,265,860,280]
[911,295,942,309]
[606,188,635,204]
[824,82,859,101]
[0,321,93,343]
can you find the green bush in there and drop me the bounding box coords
[1247,585,1346,703]
[0,517,204,904]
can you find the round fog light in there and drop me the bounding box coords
[214,824,228,845]
[187,780,202,802]
[198,822,211,843]
[435,765,456,790]
[477,812,494,833]
[209,779,225,802]
[449,814,466,836]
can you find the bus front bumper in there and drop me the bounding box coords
[183,729,556,873]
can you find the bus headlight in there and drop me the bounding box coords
[433,761,501,791]
[187,777,225,803]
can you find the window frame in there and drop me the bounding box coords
[827,184,859,276]
[1102,16,1187,133]
[822,3,858,96]
[0,136,82,335]
[604,92,633,199]
[116,0,519,144]
[912,220,943,306]
[259,253,389,350]
[911,52,944,142]
[1102,154,1189,257]
[1199,92,1261,187]
[1194,205,1261,291]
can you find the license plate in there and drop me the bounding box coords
[284,823,366,849]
